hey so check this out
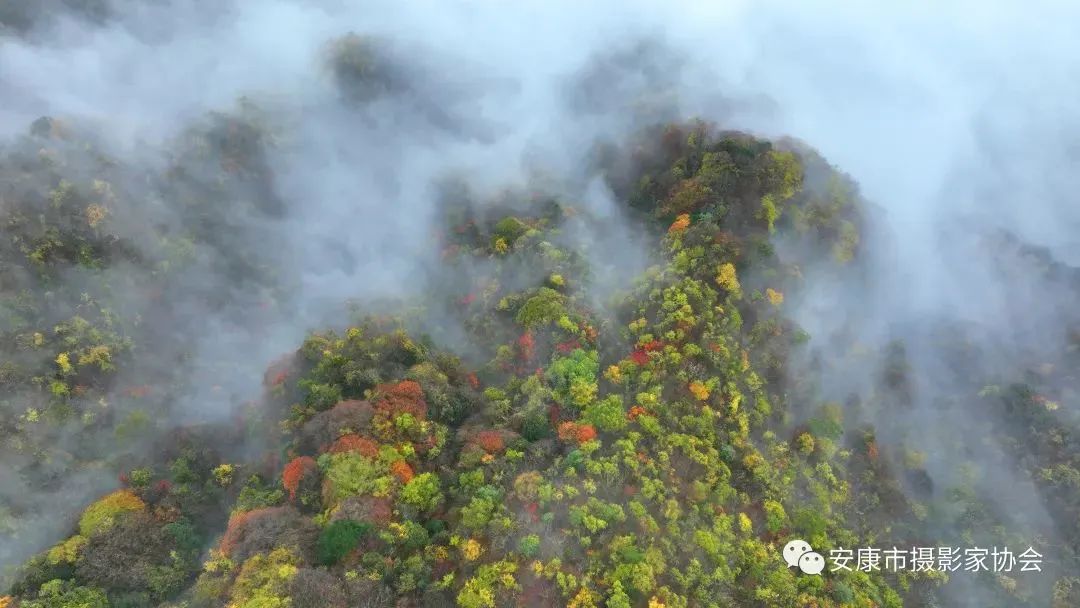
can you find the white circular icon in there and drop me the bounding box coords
[798,551,825,575]
[783,539,813,568]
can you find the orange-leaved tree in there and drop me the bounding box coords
[282,456,317,501]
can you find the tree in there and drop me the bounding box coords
[282,456,318,501]
[715,263,741,297]
[322,452,391,504]
[78,490,146,537]
[400,472,443,512]
[375,380,428,420]
[390,460,415,483]
[75,511,194,600]
[582,395,627,433]
[547,349,599,408]
[763,500,788,534]
[461,496,497,531]
[317,520,371,565]
[21,580,108,608]
[517,535,540,558]
[229,548,299,608]
[290,568,348,608]
[456,560,517,608]
[668,214,691,234]
[515,288,567,328]
[219,507,317,563]
[329,434,380,457]
[606,581,632,608]
[558,422,597,445]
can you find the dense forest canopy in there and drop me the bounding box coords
[2,2,1080,608]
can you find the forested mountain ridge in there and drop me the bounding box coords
[3,110,1077,608]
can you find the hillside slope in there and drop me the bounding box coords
[2,119,1077,608]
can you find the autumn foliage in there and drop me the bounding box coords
[689,381,711,401]
[473,430,506,454]
[641,339,663,352]
[78,490,146,537]
[557,421,597,444]
[555,339,580,353]
[390,460,415,483]
[628,340,663,367]
[374,380,427,420]
[517,331,535,361]
[282,456,317,501]
[2,123,947,608]
[668,213,691,234]
[329,434,380,457]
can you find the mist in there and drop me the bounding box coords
[2,0,1079,604]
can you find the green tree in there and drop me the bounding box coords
[400,472,444,512]
[606,580,632,608]
[22,580,108,608]
[317,520,371,565]
[547,349,599,408]
[515,288,566,328]
[582,395,627,433]
[517,534,540,557]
